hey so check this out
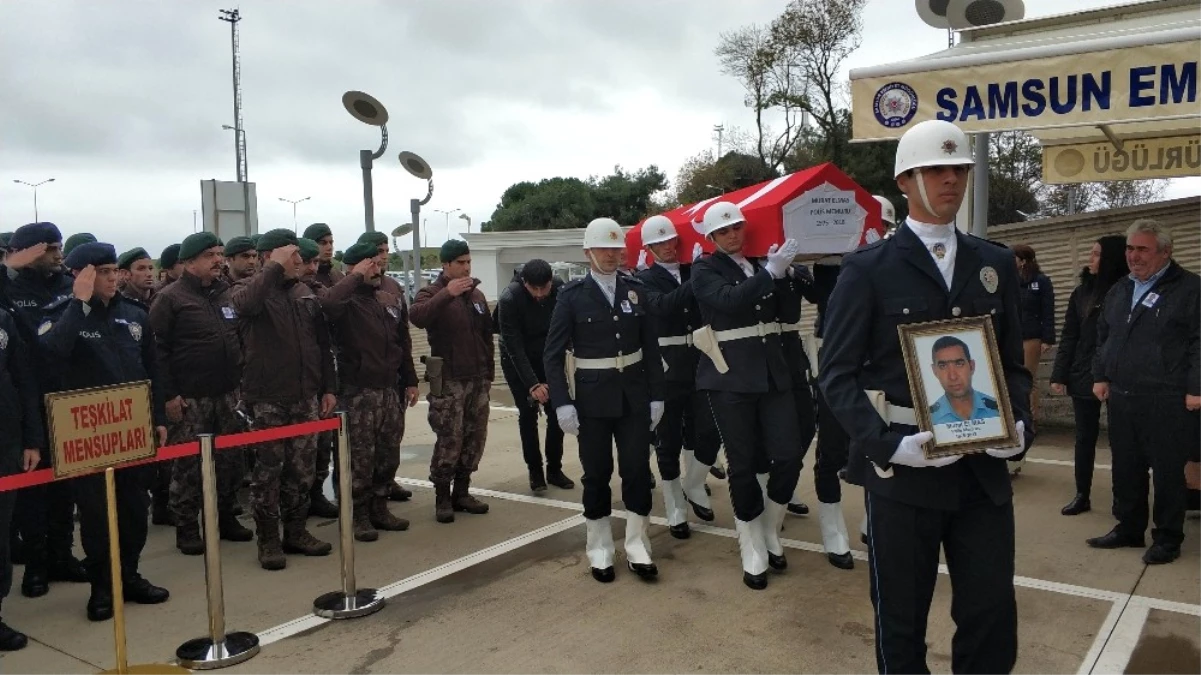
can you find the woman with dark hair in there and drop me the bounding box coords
[1050,235,1129,515]
[1013,244,1056,424]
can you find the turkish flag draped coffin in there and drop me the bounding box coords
[625,162,886,267]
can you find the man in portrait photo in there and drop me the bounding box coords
[928,335,1001,424]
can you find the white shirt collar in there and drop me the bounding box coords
[905,217,956,242]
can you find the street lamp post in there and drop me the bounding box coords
[278,196,311,233]
[12,178,55,221]
[458,212,472,234]
[433,208,461,243]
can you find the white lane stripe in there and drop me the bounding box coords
[1026,457,1112,471]
[1078,601,1125,675]
[256,515,580,647]
[394,477,1199,616]
[1090,602,1150,674]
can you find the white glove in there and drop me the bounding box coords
[691,242,703,262]
[888,431,962,468]
[765,239,800,279]
[985,421,1026,459]
[650,401,664,431]
[556,405,580,436]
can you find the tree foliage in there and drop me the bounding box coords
[480,166,668,231]
[674,150,780,205]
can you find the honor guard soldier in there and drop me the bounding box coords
[222,237,259,284]
[149,232,254,556]
[690,202,803,590]
[875,195,898,238]
[0,304,44,649]
[154,243,183,294]
[636,215,721,537]
[545,217,665,583]
[819,119,1034,673]
[232,229,339,570]
[0,223,89,598]
[40,242,171,621]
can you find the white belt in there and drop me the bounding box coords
[714,322,781,343]
[780,322,804,333]
[658,335,693,347]
[575,349,644,372]
[865,389,918,426]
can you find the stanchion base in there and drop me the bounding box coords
[313,588,385,619]
[175,631,261,670]
[99,664,192,674]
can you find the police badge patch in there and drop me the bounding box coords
[37,320,53,336]
[627,290,638,305]
[128,322,143,342]
[980,266,999,294]
[0,328,7,350]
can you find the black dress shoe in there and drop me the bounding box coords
[47,555,89,583]
[743,571,767,590]
[20,568,48,598]
[1086,529,1145,549]
[628,561,658,579]
[1061,494,1091,516]
[860,532,868,545]
[710,465,727,480]
[87,588,114,622]
[669,523,690,539]
[546,470,575,490]
[768,553,787,571]
[1143,543,1181,565]
[387,483,413,502]
[687,500,715,522]
[591,566,615,583]
[827,552,855,570]
[787,502,810,516]
[123,575,169,604]
[232,502,244,516]
[529,470,548,493]
[0,622,28,651]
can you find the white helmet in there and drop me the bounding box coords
[893,119,974,179]
[873,195,896,225]
[699,201,746,238]
[582,217,625,249]
[641,215,678,246]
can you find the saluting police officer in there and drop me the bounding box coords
[690,202,803,590]
[636,215,720,538]
[545,217,665,583]
[40,242,171,621]
[819,119,1034,674]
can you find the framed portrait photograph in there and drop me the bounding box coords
[898,316,1020,458]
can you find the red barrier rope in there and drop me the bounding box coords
[0,416,343,493]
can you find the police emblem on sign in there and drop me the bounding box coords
[128,322,143,342]
[0,328,7,351]
[873,82,919,129]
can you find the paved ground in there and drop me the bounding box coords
[2,398,1197,674]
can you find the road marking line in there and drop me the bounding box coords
[1027,457,1112,470]
[1090,602,1150,674]
[1079,601,1126,675]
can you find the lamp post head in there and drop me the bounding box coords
[398,151,433,180]
[342,91,389,126]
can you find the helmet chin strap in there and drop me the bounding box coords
[914,167,938,218]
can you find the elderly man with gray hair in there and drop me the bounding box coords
[1089,218,1200,565]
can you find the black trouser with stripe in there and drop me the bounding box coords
[813,385,849,504]
[865,469,1017,674]
[578,397,652,520]
[706,387,801,522]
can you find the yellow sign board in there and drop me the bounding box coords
[1043,134,1201,184]
[46,381,156,478]
[852,40,1199,141]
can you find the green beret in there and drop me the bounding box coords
[65,242,118,271]
[0,232,13,250]
[117,247,151,270]
[303,223,332,241]
[179,232,223,261]
[297,237,320,262]
[249,234,262,247]
[63,232,97,255]
[440,238,470,263]
[342,241,379,266]
[257,228,298,252]
[356,231,388,247]
[224,236,254,257]
[159,243,183,269]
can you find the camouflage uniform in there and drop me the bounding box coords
[249,398,320,525]
[427,379,490,485]
[344,387,405,504]
[167,392,246,525]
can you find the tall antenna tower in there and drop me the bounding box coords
[713,124,724,159]
[219,8,247,182]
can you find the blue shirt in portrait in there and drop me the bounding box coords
[930,389,1001,424]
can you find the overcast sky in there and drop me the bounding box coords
[1,0,1196,256]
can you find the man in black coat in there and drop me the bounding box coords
[691,202,803,591]
[496,260,573,492]
[1089,219,1200,565]
[819,119,1034,674]
[545,217,665,584]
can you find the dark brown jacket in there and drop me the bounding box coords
[120,282,154,309]
[410,274,494,382]
[314,261,345,289]
[320,273,418,391]
[231,261,336,404]
[148,272,242,400]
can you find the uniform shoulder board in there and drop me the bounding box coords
[43,295,73,312]
[969,234,1009,250]
[561,278,585,293]
[120,295,149,313]
[847,238,887,257]
[623,275,644,286]
[983,395,999,410]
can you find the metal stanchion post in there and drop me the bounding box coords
[313,411,385,619]
[176,435,260,669]
[100,467,188,675]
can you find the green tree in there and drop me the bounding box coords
[480,166,667,231]
[676,150,780,204]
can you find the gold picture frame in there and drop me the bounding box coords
[898,316,1020,459]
